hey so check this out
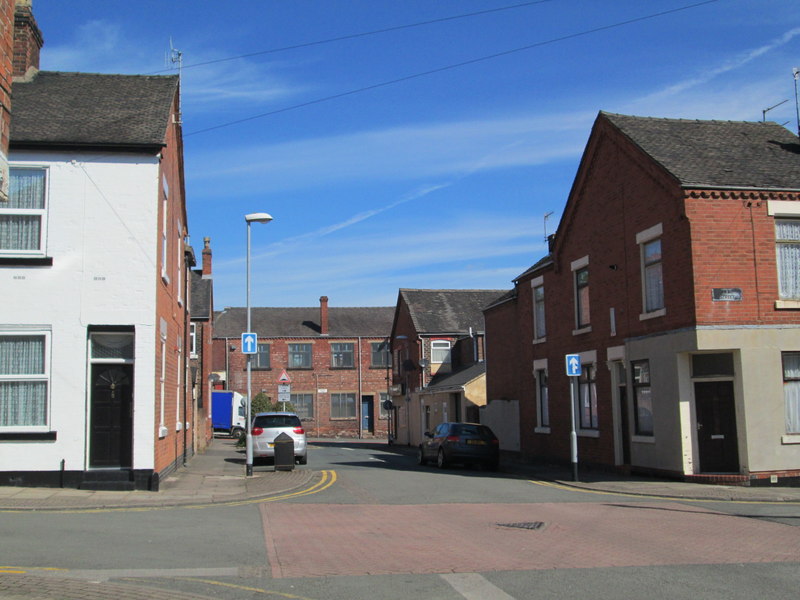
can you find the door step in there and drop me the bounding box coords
[80,470,135,491]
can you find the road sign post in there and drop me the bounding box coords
[565,354,581,482]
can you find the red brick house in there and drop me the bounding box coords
[212,297,393,438]
[485,112,800,485]
[190,238,215,453]
[390,289,505,447]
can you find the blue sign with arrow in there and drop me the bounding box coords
[565,354,582,377]
[241,332,258,354]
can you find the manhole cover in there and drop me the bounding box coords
[498,521,546,530]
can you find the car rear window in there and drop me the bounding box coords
[453,424,494,438]
[254,415,302,428]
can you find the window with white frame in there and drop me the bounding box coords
[532,278,546,340]
[431,340,451,364]
[331,392,356,418]
[189,323,197,358]
[176,223,183,304]
[331,342,354,368]
[160,190,169,282]
[291,393,313,419]
[571,256,590,330]
[535,367,549,428]
[1,168,48,256]
[288,343,312,369]
[632,360,654,436]
[0,332,49,428]
[776,220,800,299]
[578,364,598,430]
[783,352,800,434]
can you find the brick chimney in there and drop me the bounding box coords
[0,0,13,161]
[13,0,42,78]
[201,237,212,278]
[319,296,329,336]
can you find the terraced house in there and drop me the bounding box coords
[485,111,800,486]
[0,1,202,490]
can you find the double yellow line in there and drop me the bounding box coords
[0,470,338,514]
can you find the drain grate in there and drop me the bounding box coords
[498,521,546,530]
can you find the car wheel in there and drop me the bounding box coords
[437,448,447,469]
[297,455,307,465]
[417,446,426,466]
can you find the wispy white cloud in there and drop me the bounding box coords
[188,110,593,195]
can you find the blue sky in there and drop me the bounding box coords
[32,0,800,308]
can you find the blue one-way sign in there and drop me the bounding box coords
[565,354,582,377]
[242,332,258,354]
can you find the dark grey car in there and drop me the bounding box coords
[417,422,499,470]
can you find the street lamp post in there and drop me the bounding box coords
[245,212,273,477]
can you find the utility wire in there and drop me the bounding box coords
[186,0,721,137]
[153,0,557,74]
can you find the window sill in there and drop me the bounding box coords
[0,431,57,441]
[775,300,800,310]
[534,426,551,434]
[577,429,599,438]
[0,256,53,267]
[572,326,592,336]
[369,365,390,370]
[639,308,666,321]
[330,417,357,421]
[632,434,656,444]
[249,367,272,371]
[533,337,547,345]
[782,434,800,445]
[287,367,313,371]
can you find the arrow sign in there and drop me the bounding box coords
[241,332,257,354]
[565,354,582,377]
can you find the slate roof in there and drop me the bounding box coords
[399,289,508,334]
[190,271,213,321]
[423,362,486,393]
[11,71,178,149]
[214,306,394,338]
[602,112,800,190]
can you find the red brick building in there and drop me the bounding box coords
[213,297,393,438]
[390,289,505,447]
[485,112,800,485]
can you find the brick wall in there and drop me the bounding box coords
[220,336,391,438]
[153,89,192,475]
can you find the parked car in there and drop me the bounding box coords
[417,422,499,470]
[251,412,308,465]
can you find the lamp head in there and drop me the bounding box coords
[245,212,273,224]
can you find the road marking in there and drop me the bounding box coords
[0,470,338,515]
[176,577,315,599]
[441,573,516,600]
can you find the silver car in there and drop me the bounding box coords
[251,412,308,464]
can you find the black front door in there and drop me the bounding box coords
[90,364,134,468]
[695,381,739,473]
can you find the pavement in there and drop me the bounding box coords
[0,437,798,511]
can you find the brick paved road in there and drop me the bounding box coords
[259,501,800,578]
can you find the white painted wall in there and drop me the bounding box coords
[1,151,160,472]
